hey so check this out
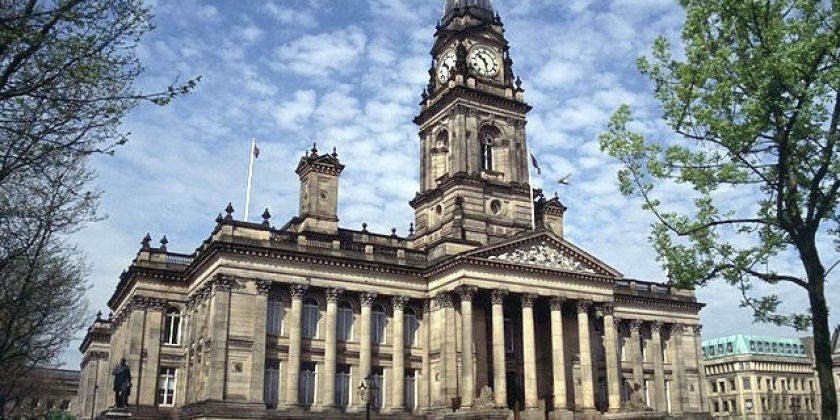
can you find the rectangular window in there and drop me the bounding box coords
[298,362,316,406]
[337,304,353,341]
[371,367,384,410]
[336,365,351,409]
[267,300,283,336]
[742,378,751,390]
[404,369,416,410]
[504,318,514,354]
[372,311,387,344]
[157,367,177,406]
[404,314,418,347]
[302,304,319,339]
[264,360,280,407]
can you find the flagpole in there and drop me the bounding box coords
[244,138,256,222]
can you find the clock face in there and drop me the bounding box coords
[469,46,499,77]
[437,50,457,83]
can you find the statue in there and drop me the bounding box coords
[622,381,653,412]
[112,358,132,409]
[472,386,495,410]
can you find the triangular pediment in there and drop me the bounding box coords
[466,231,622,277]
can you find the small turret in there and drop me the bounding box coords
[295,144,345,235]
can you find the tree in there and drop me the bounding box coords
[599,1,838,418]
[0,0,197,409]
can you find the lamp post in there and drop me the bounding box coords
[358,375,378,420]
[451,396,462,412]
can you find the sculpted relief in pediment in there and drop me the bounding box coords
[486,241,596,273]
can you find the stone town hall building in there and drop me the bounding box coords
[76,1,710,419]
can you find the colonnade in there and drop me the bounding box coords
[275,282,700,414]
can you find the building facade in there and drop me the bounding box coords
[702,335,820,419]
[77,1,710,419]
[2,368,80,419]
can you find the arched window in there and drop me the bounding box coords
[372,304,386,344]
[479,126,500,171]
[337,301,353,341]
[163,307,181,345]
[302,298,319,338]
[403,308,418,347]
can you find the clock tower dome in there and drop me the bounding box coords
[411,0,534,257]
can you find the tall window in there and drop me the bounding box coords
[157,367,177,406]
[299,362,316,405]
[264,360,280,407]
[302,298,319,338]
[336,364,351,409]
[404,308,418,347]
[372,305,386,344]
[337,302,353,341]
[370,367,384,410]
[404,369,416,410]
[163,308,181,345]
[267,299,283,336]
[479,126,500,171]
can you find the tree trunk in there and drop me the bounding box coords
[800,239,837,420]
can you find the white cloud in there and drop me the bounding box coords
[272,90,318,129]
[270,26,367,78]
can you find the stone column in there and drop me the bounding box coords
[521,293,539,410]
[285,284,308,407]
[550,296,568,411]
[577,300,596,411]
[421,299,432,410]
[651,321,667,412]
[250,280,271,402]
[392,296,409,411]
[630,319,645,393]
[440,292,458,404]
[671,324,686,414]
[692,325,708,411]
[359,292,377,391]
[601,303,621,412]
[322,287,343,408]
[491,289,508,408]
[458,286,477,407]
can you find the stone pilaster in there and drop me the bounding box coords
[138,297,165,406]
[601,303,621,412]
[285,284,308,407]
[521,293,539,410]
[322,287,343,408]
[458,286,477,407]
[550,296,568,411]
[392,295,409,411]
[490,289,508,408]
[629,319,645,394]
[250,279,271,402]
[671,323,686,414]
[208,276,235,401]
[358,291,377,409]
[577,300,595,411]
[651,321,667,412]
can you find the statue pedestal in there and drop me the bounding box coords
[99,407,131,419]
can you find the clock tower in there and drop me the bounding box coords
[411,0,534,257]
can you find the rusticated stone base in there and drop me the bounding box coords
[432,408,510,419]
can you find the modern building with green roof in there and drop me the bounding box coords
[702,334,819,419]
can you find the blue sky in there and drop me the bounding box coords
[62,0,838,366]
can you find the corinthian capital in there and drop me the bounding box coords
[392,295,410,310]
[360,292,378,307]
[457,285,478,302]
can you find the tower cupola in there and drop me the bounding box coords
[442,0,495,24]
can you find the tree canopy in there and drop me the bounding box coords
[599,0,839,418]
